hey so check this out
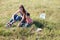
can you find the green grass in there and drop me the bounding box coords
[0,0,60,40]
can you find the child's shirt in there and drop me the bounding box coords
[26,16,33,24]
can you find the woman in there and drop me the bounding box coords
[19,13,33,27]
[7,5,27,27]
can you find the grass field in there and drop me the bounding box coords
[0,0,60,40]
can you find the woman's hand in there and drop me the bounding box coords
[17,22,21,27]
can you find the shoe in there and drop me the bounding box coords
[6,23,12,28]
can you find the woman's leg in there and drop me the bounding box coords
[9,14,22,24]
[9,14,18,24]
[7,19,15,27]
[7,14,18,27]
[8,14,22,27]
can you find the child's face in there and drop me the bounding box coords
[27,16,30,18]
[26,16,30,18]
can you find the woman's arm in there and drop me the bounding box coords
[20,15,24,23]
[11,10,20,19]
[17,15,25,27]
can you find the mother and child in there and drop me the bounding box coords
[6,5,33,27]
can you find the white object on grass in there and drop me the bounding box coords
[40,13,46,19]
[36,28,42,32]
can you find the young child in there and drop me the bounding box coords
[25,13,33,27]
[26,13,33,24]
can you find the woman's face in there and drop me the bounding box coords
[19,7,24,14]
[19,7,23,11]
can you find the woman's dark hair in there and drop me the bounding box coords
[19,5,26,14]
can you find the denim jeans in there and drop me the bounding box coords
[10,14,22,24]
[9,14,29,27]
